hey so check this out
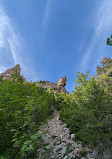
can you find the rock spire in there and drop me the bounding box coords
[0,64,25,80]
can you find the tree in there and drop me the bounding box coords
[59,71,112,155]
[107,35,112,46]
[96,57,112,75]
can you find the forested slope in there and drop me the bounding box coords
[55,57,112,158]
[0,57,112,159]
[0,76,55,158]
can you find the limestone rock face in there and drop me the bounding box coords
[0,65,66,94]
[57,86,66,94]
[57,76,66,87]
[4,64,21,75]
[57,76,67,94]
[0,64,25,80]
[37,76,67,94]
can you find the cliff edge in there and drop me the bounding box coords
[0,64,67,94]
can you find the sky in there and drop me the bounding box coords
[0,0,112,93]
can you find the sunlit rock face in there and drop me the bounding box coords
[37,76,67,95]
[57,76,67,94]
[4,64,21,75]
[0,64,25,80]
[57,76,67,87]
[0,65,67,94]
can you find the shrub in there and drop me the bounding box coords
[58,71,112,154]
[0,79,54,158]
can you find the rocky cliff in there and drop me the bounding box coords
[0,64,25,81]
[0,65,67,94]
[37,76,67,94]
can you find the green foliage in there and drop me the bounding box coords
[107,35,112,46]
[0,78,54,158]
[38,80,46,84]
[0,156,7,159]
[53,87,58,90]
[79,149,87,157]
[0,57,112,158]
[96,57,112,75]
[96,57,112,96]
[57,71,112,154]
[12,132,44,158]
[65,143,73,155]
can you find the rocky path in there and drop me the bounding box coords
[38,109,96,159]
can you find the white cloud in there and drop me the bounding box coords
[43,0,53,28]
[0,3,39,81]
[80,0,112,72]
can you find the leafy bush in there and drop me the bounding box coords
[0,57,112,158]
[38,80,46,84]
[12,132,44,159]
[57,71,112,154]
[79,149,87,157]
[0,78,54,158]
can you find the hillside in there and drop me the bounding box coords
[0,57,112,159]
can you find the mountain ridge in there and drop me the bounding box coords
[0,64,67,94]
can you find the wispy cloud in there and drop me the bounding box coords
[43,0,53,28]
[0,4,21,71]
[80,0,112,72]
[0,2,39,81]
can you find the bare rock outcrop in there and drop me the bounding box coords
[57,76,66,87]
[0,64,25,80]
[37,76,67,95]
[57,76,67,94]
[4,64,21,75]
[0,65,67,94]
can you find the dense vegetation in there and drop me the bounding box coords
[55,57,112,156]
[0,57,112,158]
[0,76,54,159]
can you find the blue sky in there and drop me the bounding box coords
[0,0,112,92]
